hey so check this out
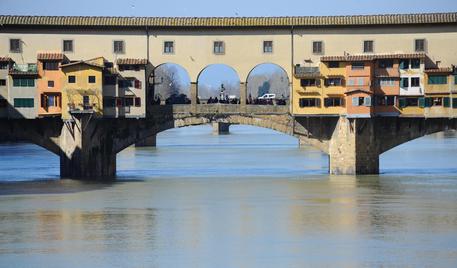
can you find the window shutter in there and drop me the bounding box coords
[135,97,141,107]
[398,98,406,108]
[316,98,321,107]
[453,98,457,108]
[364,96,372,106]
[425,97,432,107]
[324,98,330,107]
[443,97,450,107]
[352,97,359,106]
[418,97,425,108]
[316,79,321,87]
[134,80,140,89]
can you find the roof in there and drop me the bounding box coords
[37,52,66,61]
[345,88,372,94]
[0,57,13,62]
[424,67,453,74]
[117,58,148,65]
[9,70,38,76]
[60,58,105,69]
[0,13,456,28]
[322,52,427,62]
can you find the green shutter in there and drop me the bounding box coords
[428,75,447,85]
[27,79,35,87]
[418,97,425,108]
[453,98,457,108]
[13,79,19,87]
[444,97,450,107]
[399,98,406,108]
[425,97,433,107]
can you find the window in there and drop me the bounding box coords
[400,77,409,88]
[328,61,339,68]
[10,39,21,53]
[347,78,355,86]
[300,79,318,87]
[119,79,134,88]
[428,75,447,85]
[363,40,374,53]
[263,41,273,53]
[379,78,395,86]
[63,40,73,52]
[14,98,34,108]
[164,41,174,54]
[113,40,125,54]
[400,59,409,70]
[116,98,123,107]
[83,96,90,106]
[399,97,419,108]
[0,63,8,70]
[68,76,76,83]
[432,97,443,106]
[47,95,58,107]
[325,78,343,86]
[352,96,371,106]
[415,39,426,52]
[375,96,395,106]
[12,78,35,87]
[411,59,420,69]
[351,62,364,70]
[88,76,96,83]
[357,78,364,86]
[411,77,420,87]
[124,97,134,107]
[378,60,393,69]
[48,80,54,88]
[44,62,59,70]
[312,41,323,54]
[324,98,342,107]
[0,79,6,86]
[134,97,141,107]
[213,41,225,54]
[299,98,320,107]
[455,75,457,85]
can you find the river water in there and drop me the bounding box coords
[0,126,457,267]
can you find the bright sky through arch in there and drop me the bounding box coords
[1,0,456,16]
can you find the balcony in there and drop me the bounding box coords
[294,66,321,78]
[9,63,38,76]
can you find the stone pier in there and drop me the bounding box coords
[212,122,230,135]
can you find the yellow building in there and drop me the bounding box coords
[61,57,105,119]
[293,62,345,116]
[424,68,454,118]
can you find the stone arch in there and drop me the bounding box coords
[196,64,241,104]
[245,63,290,105]
[151,63,192,105]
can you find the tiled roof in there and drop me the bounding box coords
[0,13,456,28]
[322,53,427,62]
[424,67,453,73]
[0,57,13,62]
[9,70,38,76]
[117,58,148,65]
[37,52,66,61]
[60,60,104,69]
[321,55,374,62]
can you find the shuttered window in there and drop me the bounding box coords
[13,78,35,87]
[113,40,125,54]
[14,98,34,108]
[363,40,374,53]
[428,75,447,85]
[263,41,273,53]
[299,98,320,107]
[312,41,323,54]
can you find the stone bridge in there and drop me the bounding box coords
[0,104,456,180]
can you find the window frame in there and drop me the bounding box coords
[47,80,55,88]
[213,41,225,55]
[9,38,22,53]
[363,40,374,53]
[414,38,426,52]
[0,79,6,86]
[312,41,324,55]
[88,75,96,84]
[62,39,74,53]
[68,75,76,84]
[113,40,125,54]
[163,41,175,54]
[263,40,273,54]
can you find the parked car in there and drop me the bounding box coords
[258,93,276,100]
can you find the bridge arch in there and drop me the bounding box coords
[151,63,192,105]
[245,63,290,105]
[196,64,241,104]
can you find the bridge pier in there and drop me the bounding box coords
[135,134,157,147]
[59,113,116,179]
[328,117,379,175]
[212,122,230,135]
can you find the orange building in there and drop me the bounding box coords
[373,55,401,116]
[37,52,67,117]
[344,56,374,117]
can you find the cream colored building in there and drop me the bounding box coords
[0,13,456,117]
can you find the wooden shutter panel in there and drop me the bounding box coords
[316,98,321,107]
[135,97,141,107]
[135,80,141,89]
[425,98,433,107]
[399,98,406,108]
[453,98,457,108]
[352,97,359,106]
[364,96,372,106]
[443,97,450,107]
[418,97,425,108]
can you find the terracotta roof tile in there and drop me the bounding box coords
[117,58,148,65]
[322,53,427,62]
[37,52,66,61]
[424,67,453,73]
[321,55,375,62]
[0,57,13,62]
[0,13,456,28]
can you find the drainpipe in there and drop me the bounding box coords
[290,25,294,115]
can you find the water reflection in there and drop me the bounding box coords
[0,128,457,267]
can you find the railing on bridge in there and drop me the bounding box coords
[149,104,290,115]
